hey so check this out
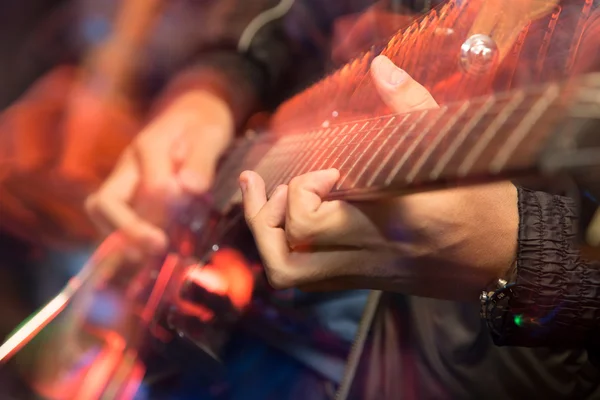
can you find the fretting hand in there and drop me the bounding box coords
[241,56,519,301]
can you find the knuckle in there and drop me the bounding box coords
[288,175,305,193]
[266,268,296,290]
[408,93,438,111]
[285,216,315,247]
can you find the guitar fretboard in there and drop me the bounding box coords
[212,73,600,211]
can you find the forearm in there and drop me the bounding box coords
[492,187,600,353]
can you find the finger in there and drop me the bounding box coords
[86,153,167,255]
[240,170,268,224]
[286,169,381,248]
[370,55,439,113]
[286,169,339,247]
[85,154,136,235]
[241,176,292,288]
[241,171,288,231]
[133,127,192,234]
[287,169,340,214]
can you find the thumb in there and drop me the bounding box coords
[371,55,439,114]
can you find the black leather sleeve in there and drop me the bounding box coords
[493,187,600,365]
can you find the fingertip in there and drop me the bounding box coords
[239,171,252,194]
[371,55,408,88]
[240,170,267,193]
[326,168,341,181]
[240,171,268,220]
[271,184,288,198]
[309,168,340,184]
[239,170,251,184]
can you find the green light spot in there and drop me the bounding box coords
[514,314,524,327]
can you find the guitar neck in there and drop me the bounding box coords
[213,73,600,210]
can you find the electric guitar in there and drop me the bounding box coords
[3,0,600,399]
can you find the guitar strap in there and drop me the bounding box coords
[335,291,419,400]
[335,290,382,400]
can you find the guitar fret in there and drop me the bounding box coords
[434,96,513,180]
[259,136,291,182]
[306,125,348,172]
[490,84,560,172]
[353,115,409,188]
[405,101,471,183]
[262,136,299,192]
[223,137,275,207]
[429,96,495,179]
[326,121,371,170]
[534,5,562,80]
[295,128,337,177]
[316,124,356,170]
[278,129,323,186]
[366,109,434,187]
[293,127,340,178]
[257,153,285,195]
[213,141,254,208]
[336,119,387,188]
[336,116,396,190]
[382,105,464,186]
[463,90,545,177]
[457,91,526,176]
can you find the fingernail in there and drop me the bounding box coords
[179,169,209,194]
[374,56,407,86]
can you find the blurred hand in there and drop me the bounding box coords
[241,56,518,301]
[85,90,235,259]
[0,66,138,245]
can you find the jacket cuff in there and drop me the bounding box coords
[493,187,600,348]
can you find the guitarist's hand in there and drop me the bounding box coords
[241,55,519,301]
[86,90,234,259]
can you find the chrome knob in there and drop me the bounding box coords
[460,34,499,75]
